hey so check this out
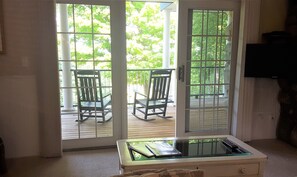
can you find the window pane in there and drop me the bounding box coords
[192,10,203,35]
[94,61,112,70]
[57,34,75,60]
[57,3,114,141]
[93,6,110,34]
[75,34,93,60]
[206,10,219,36]
[94,35,111,61]
[191,36,202,61]
[186,9,234,134]
[74,4,92,33]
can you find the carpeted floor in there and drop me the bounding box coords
[2,148,120,177]
[248,139,297,177]
[2,139,297,177]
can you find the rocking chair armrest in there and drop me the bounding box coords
[103,93,112,99]
[134,91,147,98]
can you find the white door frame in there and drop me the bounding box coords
[176,0,241,137]
[56,0,127,149]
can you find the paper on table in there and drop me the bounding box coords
[128,143,155,158]
[145,141,182,157]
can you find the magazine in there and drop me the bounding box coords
[145,141,182,157]
[128,143,155,158]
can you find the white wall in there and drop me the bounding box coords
[0,76,39,158]
[260,0,287,34]
[250,0,287,140]
[0,0,61,158]
[252,79,279,139]
[0,0,40,158]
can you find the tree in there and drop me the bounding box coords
[126,2,176,86]
[190,10,231,96]
[126,2,164,69]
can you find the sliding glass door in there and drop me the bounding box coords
[176,0,240,137]
[56,0,126,149]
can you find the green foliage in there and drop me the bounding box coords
[126,2,166,69]
[126,2,176,84]
[190,10,232,96]
[62,2,176,74]
[57,3,232,96]
[63,4,111,70]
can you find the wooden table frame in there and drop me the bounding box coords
[117,135,267,177]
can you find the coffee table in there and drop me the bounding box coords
[116,135,267,177]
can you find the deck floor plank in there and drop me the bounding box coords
[61,104,228,140]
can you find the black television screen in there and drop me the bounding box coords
[244,43,297,79]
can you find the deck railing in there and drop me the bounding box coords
[59,68,175,108]
[59,67,226,108]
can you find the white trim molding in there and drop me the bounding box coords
[232,0,261,142]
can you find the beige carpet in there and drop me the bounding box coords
[3,148,119,177]
[2,139,297,177]
[248,139,297,177]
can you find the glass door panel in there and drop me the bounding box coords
[187,9,232,132]
[176,0,240,137]
[56,1,125,149]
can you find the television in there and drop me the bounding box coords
[244,43,297,79]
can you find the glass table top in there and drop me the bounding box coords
[127,138,251,161]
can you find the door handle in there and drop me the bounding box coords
[178,65,185,82]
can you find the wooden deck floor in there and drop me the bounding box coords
[61,106,176,140]
[127,106,176,139]
[61,99,228,140]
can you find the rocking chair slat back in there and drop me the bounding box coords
[149,70,172,101]
[74,70,112,123]
[132,69,173,120]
